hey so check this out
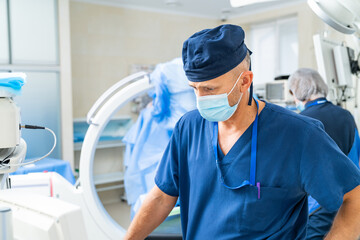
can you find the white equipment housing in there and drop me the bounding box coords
[313,34,357,104]
[0,98,20,149]
[0,73,26,187]
[0,206,14,240]
[0,72,153,240]
[265,80,293,104]
[333,45,353,88]
[0,190,87,240]
[307,0,360,35]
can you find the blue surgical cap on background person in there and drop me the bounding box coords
[182,24,251,82]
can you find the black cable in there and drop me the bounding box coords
[23,125,45,130]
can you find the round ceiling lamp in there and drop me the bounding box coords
[307,0,360,35]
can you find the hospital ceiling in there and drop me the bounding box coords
[72,0,306,20]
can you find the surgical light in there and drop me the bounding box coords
[307,0,360,35]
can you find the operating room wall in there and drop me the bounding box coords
[227,2,360,126]
[227,2,323,71]
[70,1,218,119]
[70,1,218,204]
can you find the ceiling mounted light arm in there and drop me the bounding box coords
[307,0,360,36]
[230,0,280,8]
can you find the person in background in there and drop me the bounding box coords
[289,67,360,240]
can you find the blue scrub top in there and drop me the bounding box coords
[155,102,360,239]
[300,98,360,239]
[301,98,357,158]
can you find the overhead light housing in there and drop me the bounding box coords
[307,0,360,35]
[164,0,181,7]
[230,0,280,8]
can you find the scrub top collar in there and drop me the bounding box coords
[305,97,328,109]
[212,98,261,198]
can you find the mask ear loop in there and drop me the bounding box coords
[227,72,243,96]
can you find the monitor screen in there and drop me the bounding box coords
[266,83,284,101]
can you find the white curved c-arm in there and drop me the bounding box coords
[79,72,154,239]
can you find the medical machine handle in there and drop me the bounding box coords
[86,71,149,125]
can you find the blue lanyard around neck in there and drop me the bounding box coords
[212,99,260,193]
[306,99,328,109]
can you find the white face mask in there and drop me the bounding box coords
[196,72,243,122]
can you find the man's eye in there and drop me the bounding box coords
[205,87,214,91]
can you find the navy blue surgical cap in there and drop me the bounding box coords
[182,24,252,82]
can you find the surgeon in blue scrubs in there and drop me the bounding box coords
[124,25,360,240]
[289,68,360,240]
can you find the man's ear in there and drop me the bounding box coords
[240,71,253,92]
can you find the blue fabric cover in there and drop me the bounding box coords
[155,102,360,239]
[123,58,196,213]
[0,74,26,96]
[10,158,75,184]
[182,24,251,82]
